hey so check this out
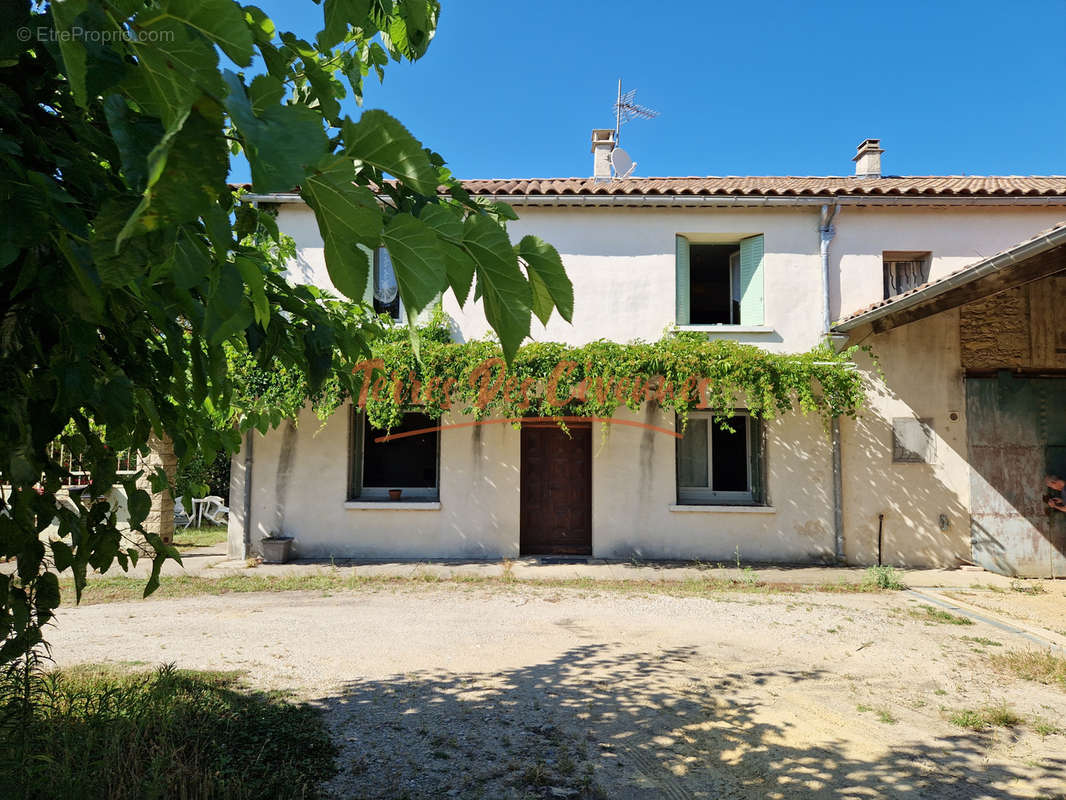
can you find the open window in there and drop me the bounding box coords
[883,251,930,299]
[676,235,764,325]
[349,410,438,500]
[676,412,763,505]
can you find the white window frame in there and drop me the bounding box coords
[349,409,439,501]
[676,411,757,505]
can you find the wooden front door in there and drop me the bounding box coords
[520,423,592,555]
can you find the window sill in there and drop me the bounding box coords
[344,501,441,511]
[668,504,776,513]
[675,325,775,334]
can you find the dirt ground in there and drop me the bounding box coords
[47,583,1066,799]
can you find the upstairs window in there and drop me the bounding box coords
[676,412,763,505]
[349,411,439,500]
[883,251,930,299]
[676,235,764,326]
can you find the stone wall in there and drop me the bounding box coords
[136,433,176,544]
[961,273,1066,371]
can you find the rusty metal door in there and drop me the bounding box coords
[966,376,1066,577]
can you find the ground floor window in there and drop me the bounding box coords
[349,410,439,500]
[676,412,763,505]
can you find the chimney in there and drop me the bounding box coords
[852,138,884,178]
[591,128,616,181]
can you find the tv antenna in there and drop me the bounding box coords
[613,79,658,146]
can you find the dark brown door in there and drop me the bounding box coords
[520,423,592,555]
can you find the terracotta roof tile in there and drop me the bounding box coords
[460,176,1066,197]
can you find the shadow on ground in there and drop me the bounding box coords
[314,643,1063,799]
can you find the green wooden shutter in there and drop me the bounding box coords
[738,234,764,325]
[359,245,375,305]
[675,235,690,325]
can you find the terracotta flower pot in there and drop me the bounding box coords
[388,489,403,501]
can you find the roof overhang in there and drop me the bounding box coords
[834,224,1066,333]
[241,192,1066,209]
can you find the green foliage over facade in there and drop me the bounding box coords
[254,311,867,434]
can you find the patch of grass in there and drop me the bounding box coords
[862,565,907,590]
[172,524,228,549]
[56,569,897,607]
[1033,720,1063,737]
[990,649,1066,689]
[949,702,1022,731]
[910,604,973,625]
[520,761,550,787]
[0,663,335,800]
[856,704,897,724]
[1009,579,1047,595]
[959,635,1001,647]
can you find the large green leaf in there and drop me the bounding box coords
[50,0,89,107]
[301,154,383,301]
[382,213,447,317]
[222,71,329,193]
[235,256,270,327]
[119,106,227,243]
[463,215,531,362]
[442,242,475,307]
[125,17,222,128]
[418,203,463,243]
[517,235,573,324]
[319,0,371,49]
[204,262,251,345]
[342,110,438,195]
[419,204,472,302]
[160,0,255,66]
[102,94,165,193]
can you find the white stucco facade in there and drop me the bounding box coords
[228,195,1066,566]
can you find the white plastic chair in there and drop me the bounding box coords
[174,496,192,529]
[200,495,229,526]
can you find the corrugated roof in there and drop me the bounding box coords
[835,220,1066,327]
[462,176,1066,197]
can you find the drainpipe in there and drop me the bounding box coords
[241,431,254,558]
[820,203,846,563]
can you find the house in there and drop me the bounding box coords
[227,135,1066,575]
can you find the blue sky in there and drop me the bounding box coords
[231,0,1066,181]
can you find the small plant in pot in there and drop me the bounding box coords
[260,532,293,564]
[388,488,403,501]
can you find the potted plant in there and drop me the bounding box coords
[388,488,403,501]
[260,533,293,564]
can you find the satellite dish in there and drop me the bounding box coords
[374,248,398,304]
[610,147,636,179]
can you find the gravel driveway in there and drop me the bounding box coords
[48,583,1066,799]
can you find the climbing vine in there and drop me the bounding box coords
[235,311,869,434]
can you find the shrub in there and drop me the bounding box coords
[862,565,906,590]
